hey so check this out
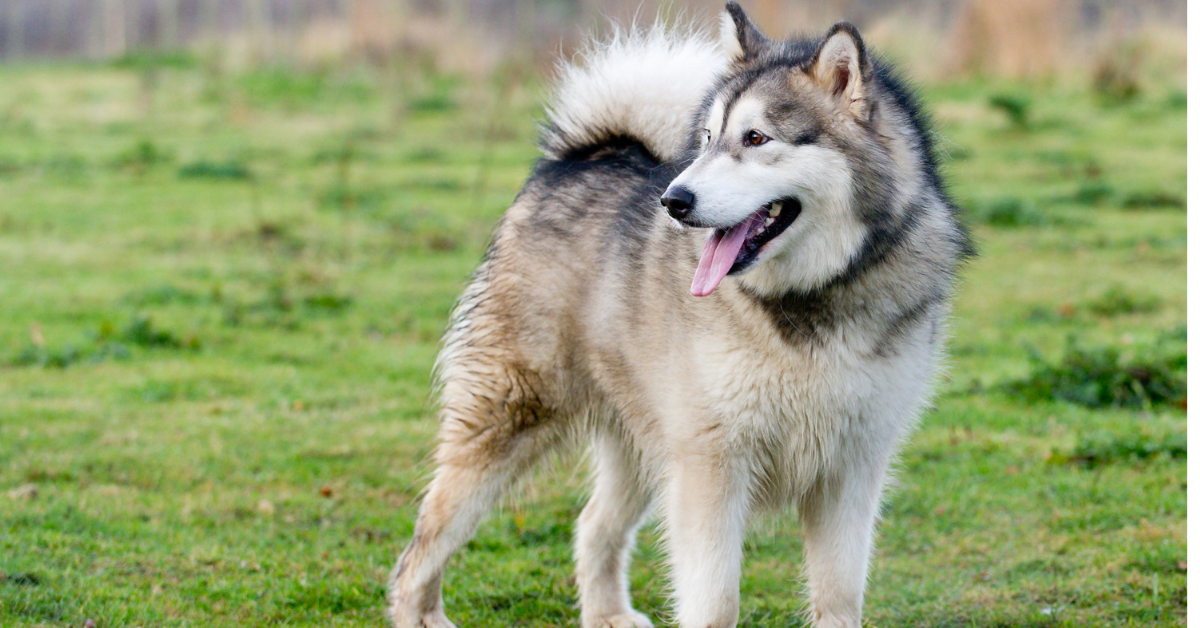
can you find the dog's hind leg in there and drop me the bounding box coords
[388,366,561,628]
[576,432,654,628]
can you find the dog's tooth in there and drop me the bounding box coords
[764,217,775,227]
[769,202,782,217]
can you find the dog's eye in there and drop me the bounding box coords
[701,129,712,147]
[743,130,770,147]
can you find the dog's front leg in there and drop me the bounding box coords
[799,460,889,628]
[664,450,750,628]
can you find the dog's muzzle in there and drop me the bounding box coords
[660,186,695,221]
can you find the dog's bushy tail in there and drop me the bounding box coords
[540,22,724,163]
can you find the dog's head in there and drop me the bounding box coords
[664,3,903,297]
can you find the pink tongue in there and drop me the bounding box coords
[690,219,754,297]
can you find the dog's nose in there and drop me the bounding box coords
[660,186,695,220]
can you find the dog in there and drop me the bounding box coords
[388,3,972,627]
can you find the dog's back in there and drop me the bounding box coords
[431,27,724,448]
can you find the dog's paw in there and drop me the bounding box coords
[589,611,654,628]
[419,614,457,628]
[389,609,457,628]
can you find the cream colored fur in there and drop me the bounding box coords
[542,21,725,163]
[387,8,963,628]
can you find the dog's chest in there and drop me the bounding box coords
[701,338,860,426]
[694,320,934,447]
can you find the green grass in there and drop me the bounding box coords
[0,59,1185,627]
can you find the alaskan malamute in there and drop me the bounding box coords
[388,3,972,627]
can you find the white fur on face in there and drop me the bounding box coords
[737,148,868,295]
[677,96,785,225]
[702,95,726,148]
[669,96,868,294]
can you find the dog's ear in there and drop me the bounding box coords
[809,22,873,120]
[721,2,770,65]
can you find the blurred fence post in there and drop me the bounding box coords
[89,0,103,57]
[246,0,270,63]
[202,0,219,44]
[281,0,301,64]
[52,0,71,56]
[6,0,24,60]
[161,0,180,49]
[105,0,127,58]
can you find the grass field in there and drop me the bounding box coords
[0,55,1186,627]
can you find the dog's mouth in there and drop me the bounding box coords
[691,198,802,297]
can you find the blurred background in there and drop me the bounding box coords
[0,0,1187,79]
[0,1,1186,626]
